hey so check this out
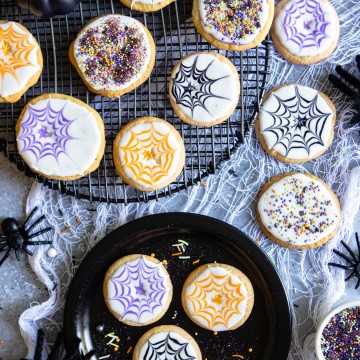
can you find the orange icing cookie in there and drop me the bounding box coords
[113,116,185,191]
[0,20,42,103]
[182,263,254,332]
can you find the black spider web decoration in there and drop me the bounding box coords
[328,233,360,289]
[262,85,333,156]
[171,55,231,119]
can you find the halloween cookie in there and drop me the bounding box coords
[182,263,254,332]
[169,52,240,127]
[255,84,336,163]
[119,0,175,12]
[103,254,173,326]
[16,94,105,181]
[0,20,43,103]
[257,172,341,250]
[70,14,155,98]
[192,0,274,51]
[133,325,202,360]
[271,0,339,65]
[113,116,185,192]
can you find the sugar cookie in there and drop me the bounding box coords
[119,0,175,12]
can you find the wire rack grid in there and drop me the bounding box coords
[0,0,271,204]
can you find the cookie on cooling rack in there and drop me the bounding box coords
[104,254,173,326]
[257,172,341,250]
[113,116,185,192]
[182,263,254,332]
[0,20,43,103]
[192,0,274,51]
[271,0,339,65]
[169,52,240,127]
[133,325,202,359]
[119,0,175,12]
[255,83,336,163]
[16,94,105,181]
[69,14,155,98]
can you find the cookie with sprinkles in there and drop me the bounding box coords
[270,0,340,65]
[119,0,175,12]
[113,116,185,192]
[257,172,341,250]
[69,14,155,98]
[192,0,274,51]
[169,52,240,127]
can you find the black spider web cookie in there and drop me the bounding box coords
[255,83,336,163]
[169,52,240,127]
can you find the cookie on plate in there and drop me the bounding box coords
[0,20,43,103]
[255,83,336,163]
[271,0,339,65]
[257,172,341,250]
[192,0,274,51]
[169,52,240,127]
[182,263,254,332]
[133,325,202,360]
[103,254,173,326]
[16,94,105,181]
[119,0,175,12]
[113,116,185,192]
[69,14,155,98]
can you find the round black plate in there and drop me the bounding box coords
[64,213,292,359]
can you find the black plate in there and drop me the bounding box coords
[64,213,292,359]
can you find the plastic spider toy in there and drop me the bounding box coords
[328,233,360,289]
[0,206,52,267]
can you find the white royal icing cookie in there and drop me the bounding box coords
[170,52,240,126]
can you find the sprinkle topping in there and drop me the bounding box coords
[74,15,150,90]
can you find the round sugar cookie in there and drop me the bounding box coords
[192,0,274,51]
[255,83,336,163]
[113,116,185,192]
[103,254,173,326]
[133,325,202,360]
[169,52,240,127]
[182,263,254,332]
[119,0,175,12]
[271,0,340,65]
[69,14,155,98]
[257,172,341,250]
[0,20,43,103]
[16,94,105,181]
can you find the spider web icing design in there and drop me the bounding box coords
[171,55,231,120]
[260,85,333,159]
[282,0,332,50]
[108,257,170,323]
[141,332,197,360]
[120,124,178,186]
[0,22,39,96]
[18,100,76,162]
[186,268,247,331]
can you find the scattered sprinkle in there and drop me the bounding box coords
[151,253,155,257]
[248,348,253,353]
[162,259,167,265]
[172,251,183,256]
[193,259,200,265]
[179,256,191,259]
[60,225,72,233]
[96,324,105,333]
[256,237,260,244]
[127,346,133,354]
[232,355,244,359]
[99,356,110,359]
[0,340,4,345]
[75,215,81,224]
[214,331,218,335]
[201,181,207,187]
[47,248,57,258]
[178,239,189,246]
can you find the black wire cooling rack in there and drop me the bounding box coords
[0,0,270,204]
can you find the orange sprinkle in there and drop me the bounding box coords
[201,181,207,187]
[192,259,200,265]
[256,237,260,244]
[213,331,218,335]
[75,215,81,224]
[176,245,181,252]
[248,348,253,353]
[60,226,72,233]
[172,252,183,256]
[127,346,133,354]
[232,355,244,359]
[116,338,120,343]
[114,347,119,351]
[151,253,155,257]
[0,340,4,344]
[162,260,167,265]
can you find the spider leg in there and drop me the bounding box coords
[356,55,360,72]
[34,329,45,360]
[48,331,63,360]
[333,249,356,265]
[24,215,47,234]
[22,246,33,256]
[328,262,354,270]
[328,74,360,105]
[27,227,52,240]
[339,241,359,263]
[345,270,356,282]
[24,240,52,246]
[15,249,20,261]
[356,232,360,254]
[335,65,360,91]
[0,248,13,267]
[83,350,95,359]
[356,277,360,290]
[0,244,8,253]
[21,206,39,231]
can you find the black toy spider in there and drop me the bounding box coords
[328,233,360,289]
[0,206,52,267]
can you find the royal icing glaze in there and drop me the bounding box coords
[131,0,164,4]
[0,21,40,98]
[171,53,239,124]
[74,15,151,91]
[17,97,102,177]
[139,331,198,360]
[118,121,182,188]
[275,0,336,57]
[259,84,334,160]
[185,266,249,332]
[198,0,269,45]
[258,173,339,246]
[106,256,171,324]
